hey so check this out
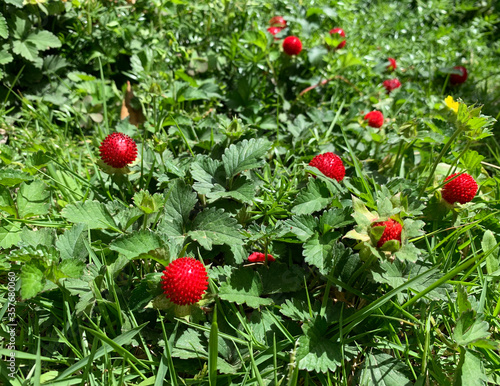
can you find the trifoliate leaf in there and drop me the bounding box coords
[222,138,271,179]
[218,267,273,308]
[61,200,117,230]
[189,208,244,250]
[172,329,207,359]
[292,179,331,215]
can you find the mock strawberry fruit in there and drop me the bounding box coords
[383,78,401,93]
[364,111,384,128]
[248,252,275,263]
[329,27,346,49]
[99,132,138,168]
[267,26,283,38]
[371,219,402,249]
[283,36,302,56]
[442,172,478,205]
[450,66,468,85]
[269,16,286,28]
[309,152,345,182]
[387,57,397,71]
[161,257,208,306]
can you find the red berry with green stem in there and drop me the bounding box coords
[329,27,346,49]
[161,257,209,306]
[442,173,478,205]
[371,219,402,249]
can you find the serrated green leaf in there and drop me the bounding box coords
[20,260,46,299]
[0,186,16,216]
[0,221,22,248]
[303,233,339,275]
[394,243,420,263]
[110,230,164,260]
[61,200,117,230]
[5,0,23,7]
[359,350,412,386]
[284,215,318,241]
[222,138,271,179]
[56,223,89,261]
[58,259,85,278]
[17,180,50,218]
[172,328,207,359]
[457,350,489,386]
[482,230,499,276]
[453,310,490,346]
[218,267,273,308]
[25,30,61,50]
[164,179,197,229]
[188,208,243,250]
[319,208,353,232]
[128,282,154,312]
[258,263,305,294]
[20,227,55,249]
[0,14,8,40]
[12,40,40,64]
[191,155,225,195]
[292,179,331,215]
[0,170,32,187]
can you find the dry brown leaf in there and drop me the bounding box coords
[120,81,145,126]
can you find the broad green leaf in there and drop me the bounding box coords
[453,310,490,346]
[284,214,318,241]
[0,170,32,187]
[258,263,305,294]
[218,267,273,308]
[58,259,85,278]
[128,282,153,312]
[12,40,39,64]
[206,176,256,204]
[61,200,117,230]
[20,260,46,299]
[222,138,271,179]
[56,223,89,261]
[20,227,56,249]
[0,221,22,248]
[292,179,331,215]
[359,350,412,386]
[319,208,353,232]
[5,0,23,7]
[303,233,339,275]
[482,230,499,276]
[0,13,8,39]
[0,186,16,216]
[110,230,165,260]
[457,350,488,386]
[17,180,50,218]
[164,179,197,228]
[188,208,244,250]
[172,328,207,359]
[191,156,225,195]
[25,30,62,50]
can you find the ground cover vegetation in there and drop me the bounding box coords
[0,0,500,384]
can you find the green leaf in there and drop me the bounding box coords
[457,350,489,386]
[284,214,318,241]
[128,282,153,312]
[453,310,490,346]
[17,180,50,218]
[191,156,225,195]
[292,179,331,215]
[61,200,117,230]
[303,233,340,275]
[4,0,23,7]
[188,208,244,250]
[258,263,305,294]
[0,186,16,216]
[56,223,89,261]
[482,230,499,276]
[0,221,22,248]
[359,350,412,386]
[20,227,56,249]
[58,259,85,279]
[163,179,197,230]
[319,208,353,232]
[20,260,46,299]
[222,138,271,179]
[218,267,273,308]
[25,30,62,50]
[296,317,343,373]
[0,170,32,187]
[110,230,165,260]
[172,328,207,359]
[0,13,8,39]
[133,190,164,214]
[12,40,40,65]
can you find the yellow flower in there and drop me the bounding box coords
[445,95,459,113]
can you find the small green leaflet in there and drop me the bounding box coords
[218,267,273,308]
[61,200,117,230]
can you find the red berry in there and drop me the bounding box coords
[450,66,468,85]
[267,26,283,37]
[329,27,346,49]
[383,78,401,93]
[99,132,138,168]
[372,219,402,249]
[364,111,384,128]
[387,57,397,71]
[308,152,345,182]
[161,257,209,306]
[269,16,286,28]
[283,36,302,56]
[442,173,478,205]
[248,252,275,263]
